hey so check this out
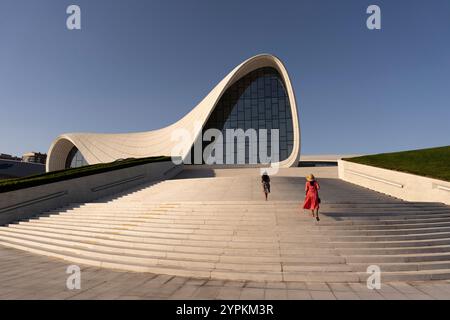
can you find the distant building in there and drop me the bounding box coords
[0,152,46,180]
[22,152,47,165]
[0,153,21,161]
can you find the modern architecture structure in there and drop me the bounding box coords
[46,54,301,172]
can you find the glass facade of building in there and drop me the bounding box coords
[65,146,88,168]
[189,67,294,164]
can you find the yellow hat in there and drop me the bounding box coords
[306,174,315,181]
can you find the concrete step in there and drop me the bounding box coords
[1,175,450,283]
[7,223,340,254]
[316,221,450,230]
[346,253,450,263]
[0,235,361,282]
[322,213,450,221]
[329,238,450,248]
[24,220,450,243]
[6,234,446,283]
[0,227,346,259]
[318,217,450,226]
[357,269,450,282]
[0,234,283,273]
[34,214,450,236]
[338,245,450,255]
[14,218,450,248]
[41,215,450,235]
[350,261,450,272]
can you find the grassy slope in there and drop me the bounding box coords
[343,146,450,182]
[0,156,172,193]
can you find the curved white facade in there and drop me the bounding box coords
[47,54,301,172]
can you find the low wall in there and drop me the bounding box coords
[0,161,183,226]
[0,159,45,179]
[338,160,450,205]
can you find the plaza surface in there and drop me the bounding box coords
[1,166,450,299]
[2,245,450,300]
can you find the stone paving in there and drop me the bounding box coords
[1,245,450,300]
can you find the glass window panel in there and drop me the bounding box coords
[191,67,294,164]
[65,147,88,169]
[272,104,279,115]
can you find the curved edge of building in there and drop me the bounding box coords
[46,54,301,172]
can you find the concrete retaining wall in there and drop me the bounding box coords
[0,159,45,179]
[0,161,183,225]
[338,160,450,205]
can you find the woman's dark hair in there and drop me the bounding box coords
[309,181,315,186]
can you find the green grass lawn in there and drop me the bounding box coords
[343,146,450,182]
[0,156,173,194]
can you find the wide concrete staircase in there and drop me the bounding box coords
[1,177,450,283]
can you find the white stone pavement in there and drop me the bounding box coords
[2,245,450,300]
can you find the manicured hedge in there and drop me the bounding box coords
[0,156,173,193]
[343,146,450,182]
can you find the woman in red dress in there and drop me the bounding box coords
[303,174,320,221]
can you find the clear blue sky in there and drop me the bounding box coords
[1,0,449,156]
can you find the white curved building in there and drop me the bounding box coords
[46,54,301,172]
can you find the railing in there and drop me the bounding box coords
[90,174,145,192]
[0,191,68,214]
[346,169,404,188]
[437,185,450,192]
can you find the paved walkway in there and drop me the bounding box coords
[2,245,450,300]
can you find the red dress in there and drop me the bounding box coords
[303,181,320,210]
